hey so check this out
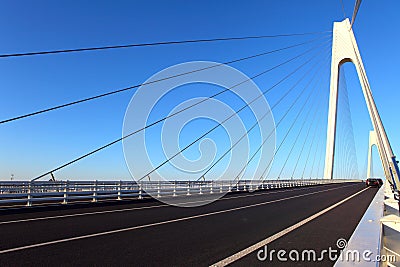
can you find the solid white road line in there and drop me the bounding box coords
[210,187,370,267]
[0,183,354,225]
[0,184,359,254]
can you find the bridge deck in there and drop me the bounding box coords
[0,182,377,266]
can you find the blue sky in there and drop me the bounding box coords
[0,0,399,181]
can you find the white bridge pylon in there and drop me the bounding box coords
[324,18,397,182]
[367,130,377,179]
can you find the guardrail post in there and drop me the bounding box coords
[117,180,122,201]
[187,181,191,196]
[63,180,69,204]
[243,180,247,191]
[228,181,232,192]
[210,181,213,194]
[92,180,98,203]
[26,182,32,207]
[219,182,223,193]
[158,180,161,198]
[138,182,143,199]
[199,182,203,195]
[173,181,177,197]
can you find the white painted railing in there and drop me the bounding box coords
[0,179,359,208]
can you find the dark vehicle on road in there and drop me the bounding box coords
[366,178,380,187]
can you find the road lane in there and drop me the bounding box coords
[233,185,379,266]
[0,182,377,266]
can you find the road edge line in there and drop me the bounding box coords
[210,186,370,267]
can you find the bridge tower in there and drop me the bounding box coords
[367,130,378,179]
[324,18,397,184]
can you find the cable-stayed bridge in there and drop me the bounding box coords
[0,2,399,266]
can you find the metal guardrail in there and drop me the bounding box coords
[0,179,359,208]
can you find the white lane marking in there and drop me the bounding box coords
[0,183,352,225]
[210,187,370,267]
[0,184,359,254]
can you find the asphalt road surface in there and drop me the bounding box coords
[0,182,378,266]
